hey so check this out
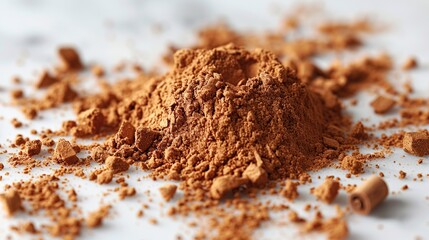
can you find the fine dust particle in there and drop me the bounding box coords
[54,139,79,165]
[402,57,417,70]
[159,184,178,202]
[313,178,340,204]
[11,118,23,128]
[403,131,429,156]
[86,205,111,228]
[58,47,84,72]
[370,96,395,114]
[288,211,305,223]
[105,156,129,174]
[91,65,105,77]
[401,185,409,191]
[280,180,299,201]
[399,170,406,179]
[0,190,22,216]
[10,89,24,99]
[210,175,248,199]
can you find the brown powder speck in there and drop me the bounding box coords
[370,96,395,114]
[97,170,113,184]
[402,57,417,70]
[91,65,105,77]
[105,156,129,174]
[35,70,58,89]
[10,89,24,99]
[115,121,136,146]
[24,139,42,156]
[351,121,368,140]
[281,180,299,201]
[313,178,340,204]
[159,184,178,202]
[0,189,22,216]
[11,118,23,128]
[118,187,136,200]
[288,211,305,223]
[399,170,406,179]
[21,221,37,234]
[58,47,84,72]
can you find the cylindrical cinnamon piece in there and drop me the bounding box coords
[349,175,388,215]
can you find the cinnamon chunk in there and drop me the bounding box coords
[403,131,429,156]
[58,47,84,72]
[54,139,79,165]
[135,127,158,152]
[370,96,395,114]
[313,178,340,204]
[0,189,22,216]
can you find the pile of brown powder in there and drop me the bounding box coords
[111,45,346,184]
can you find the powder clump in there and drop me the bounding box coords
[313,178,340,204]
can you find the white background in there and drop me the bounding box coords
[1,0,429,239]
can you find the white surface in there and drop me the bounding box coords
[1,1,429,239]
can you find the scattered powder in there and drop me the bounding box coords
[1,7,427,240]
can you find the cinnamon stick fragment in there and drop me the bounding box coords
[349,175,388,215]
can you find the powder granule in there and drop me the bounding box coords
[97,170,113,184]
[35,70,58,89]
[313,178,340,204]
[351,121,368,140]
[159,184,178,202]
[105,156,129,174]
[370,96,395,114]
[24,139,42,156]
[58,47,84,72]
[281,180,299,201]
[54,139,79,165]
